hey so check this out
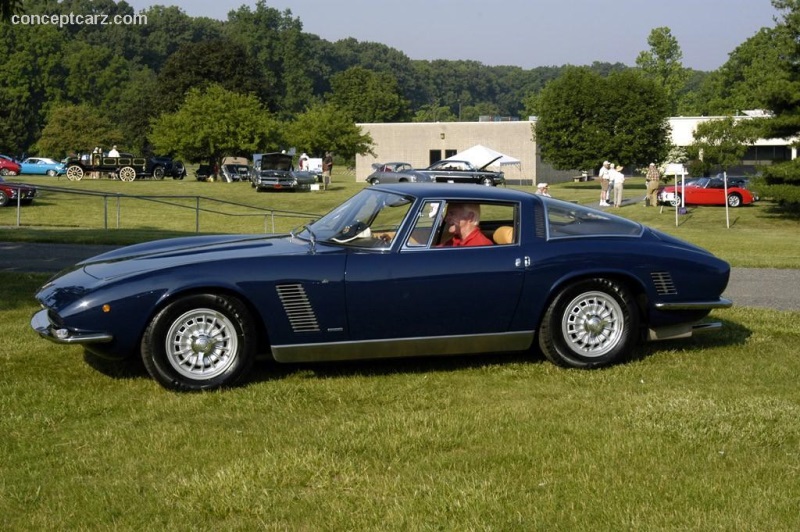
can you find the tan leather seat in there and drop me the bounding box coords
[492,226,514,245]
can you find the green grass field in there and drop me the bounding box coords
[2,173,800,529]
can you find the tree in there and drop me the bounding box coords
[534,67,671,172]
[328,67,409,123]
[284,103,374,163]
[148,84,279,166]
[688,116,757,176]
[1,0,22,21]
[155,38,268,113]
[752,0,800,208]
[35,104,124,158]
[636,27,690,114]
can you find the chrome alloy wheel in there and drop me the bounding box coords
[561,290,624,358]
[164,308,239,380]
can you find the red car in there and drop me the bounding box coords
[0,176,37,206]
[658,176,758,208]
[0,157,21,176]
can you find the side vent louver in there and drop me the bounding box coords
[650,271,678,296]
[276,284,320,333]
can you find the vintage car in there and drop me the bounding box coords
[219,156,251,182]
[31,184,732,392]
[658,176,758,207]
[19,157,66,176]
[0,176,37,206]
[251,152,316,191]
[0,157,21,176]
[366,162,416,185]
[148,155,186,180]
[63,152,149,181]
[371,159,505,186]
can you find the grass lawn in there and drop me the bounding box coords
[2,273,799,529]
[2,173,800,529]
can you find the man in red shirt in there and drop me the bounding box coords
[440,203,493,247]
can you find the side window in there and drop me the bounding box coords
[405,201,443,247]
[406,201,518,248]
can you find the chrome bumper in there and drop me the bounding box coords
[31,309,113,345]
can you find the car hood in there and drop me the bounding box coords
[73,234,309,281]
[260,153,293,171]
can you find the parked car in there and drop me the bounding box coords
[195,165,215,181]
[658,176,758,207]
[31,184,732,391]
[148,155,186,180]
[0,157,21,176]
[219,157,251,182]
[251,152,316,191]
[18,157,66,176]
[0,176,37,206]
[371,159,505,186]
[366,162,416,185]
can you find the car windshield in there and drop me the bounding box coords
[301,189,413,247]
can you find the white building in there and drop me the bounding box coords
[355,113,793,183]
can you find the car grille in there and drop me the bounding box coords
[650,271,678,295]
[276,284,320,333]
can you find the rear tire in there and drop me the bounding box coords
[538,278,639,368]
[481,177,494,186]
[141,294,256,391]
[727,193,742,207]
[0,191,8,207]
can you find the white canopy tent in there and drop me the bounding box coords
[442,144,521,169]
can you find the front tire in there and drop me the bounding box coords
[538,278,639,368]
[727,193,742,207]
[46,169,57,177]
[66,165,84,181]
[152,166,165,180]
[0,191,8,207]
[481,177,494,186]
[141,294,256,391]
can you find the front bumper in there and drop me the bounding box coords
[31,308,113,345]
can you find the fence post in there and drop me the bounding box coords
[116,196,121,229]
[196,197,200,233]
[103,196,108,230]
[15,191,21,227]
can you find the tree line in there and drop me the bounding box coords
[2,0,799,207]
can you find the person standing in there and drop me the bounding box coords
[108,145,120,157]
[322,151,333,190]
[645,163,661,207]
[610,164,625,207]
[598,161,611,206]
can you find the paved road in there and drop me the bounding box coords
[1,241,798,311]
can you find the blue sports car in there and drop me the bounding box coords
[31,184,732,391]
[19,157,66,176]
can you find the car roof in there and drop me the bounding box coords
[370,183,535,202]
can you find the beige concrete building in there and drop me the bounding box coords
[356,114,794,183]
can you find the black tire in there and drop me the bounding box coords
[370,178,380,185]
[670,193,681,208]
[0,169,8,176]
[141,294,256,391]
[481,177,494,186]
[0,190,8,207]
[727,193,742,207]
[152,166,165,180]
[46,169,57,177]
[538,278,639,369]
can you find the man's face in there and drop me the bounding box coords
[444,205,475,237]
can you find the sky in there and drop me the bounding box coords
[124,0,779,71]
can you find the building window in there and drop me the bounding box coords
[445,149,457,158]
